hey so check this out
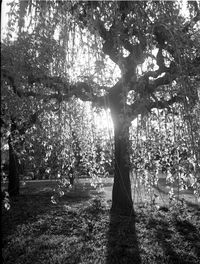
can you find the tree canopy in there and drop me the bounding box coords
[2,1,200,111]
[1,0,200,215]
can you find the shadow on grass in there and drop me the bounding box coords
[149,215,200,264]
[106,213,141,264]
[175,219,200,259]
[154,220,187,264]
[2,193,90,241]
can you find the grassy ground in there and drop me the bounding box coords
[2,183,200,264]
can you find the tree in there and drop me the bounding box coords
[1,66,42,196]
[1,0,200,214]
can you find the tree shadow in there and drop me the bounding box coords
[154,220,188,264]
[175,219,200,259]
[150,215,200,263]
[106,212,141,264]
[2,193,90,241]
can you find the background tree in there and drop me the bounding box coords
[1,0,200,214]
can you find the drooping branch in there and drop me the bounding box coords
[150,72,175,90]
[148,95,184,110]
[129,69,177,100]
[128,93,184,121]
[2,68,108,109]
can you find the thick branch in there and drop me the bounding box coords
[96,19,145,73]
[128,94,184,121]
[150,72,174,88]
[148,95,183,110]
[2,69,109,108]
[96,20,122,66]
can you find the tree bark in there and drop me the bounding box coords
[109,91,133,216]
[111,120,133,215]
[8,121,20,197]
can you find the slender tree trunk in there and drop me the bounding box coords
[110,108,133,216]
[8,121,20,197]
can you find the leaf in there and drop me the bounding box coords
[51,196,57,204]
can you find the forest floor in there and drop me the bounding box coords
[2,178,200,264]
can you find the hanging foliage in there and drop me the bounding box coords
[1,0,200,214]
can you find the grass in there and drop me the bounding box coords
[2,185,200,264]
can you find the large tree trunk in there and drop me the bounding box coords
[8,121,20,197]
[111,120,133,215]
[110,96,133,215]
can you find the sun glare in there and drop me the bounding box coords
[1,0,9,38]
[94,109,114,135]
